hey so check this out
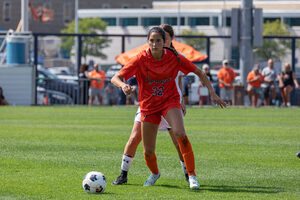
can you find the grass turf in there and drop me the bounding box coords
[0,106,299,199]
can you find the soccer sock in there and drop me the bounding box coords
[121,154,134,173]
[144,153,159,175]
[180,160,188,175]
[177,135,196,176]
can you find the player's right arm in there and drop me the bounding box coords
[111,73,133,95]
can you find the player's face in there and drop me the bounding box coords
[148,32,164,54]
[164,32,172,48]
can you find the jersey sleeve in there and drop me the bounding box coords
[178,54,197,75]
[118,55,139,80]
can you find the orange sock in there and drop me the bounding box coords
[144,153,159,175]
[177,135,196,176]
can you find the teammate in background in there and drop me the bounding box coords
[278,63,299,106]
[0,87,9,106]
[88,64,106,105]
[261,59,277,106]
[111,26,226,190]
[217,60,236,105]
[112,24,188,186]
[247,65,264,107]
[199,64,213,106]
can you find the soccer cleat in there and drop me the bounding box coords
[112,175,127,185]
[143,171,160,186]
[189,175,200,190]
[185,173,189,183]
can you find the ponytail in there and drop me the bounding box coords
[164,47,180,63]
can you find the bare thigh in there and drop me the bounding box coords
[165,108,186,139]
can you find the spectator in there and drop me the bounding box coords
[0,87,9,106]
[182,75,191,105]
[247,65,264,107]
[199,64,213,105]
[217,59,236,105]
[126,76,139,105]
[278,63,299,107]
[261,59,277,106]
[78,64,90,105]
[88,64,107,105]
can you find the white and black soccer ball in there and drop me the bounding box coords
[82,171,107,194]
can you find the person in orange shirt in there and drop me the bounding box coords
[111,26,226,190]
[88,64,107,105]
[217,60,236,105]
[247,65,264,107]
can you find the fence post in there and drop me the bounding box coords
[206,37,210,64]
[291,37,296,72]
[122,35,125,53]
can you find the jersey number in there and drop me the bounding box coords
[152,87,164,96]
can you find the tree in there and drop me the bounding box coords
[180,29,212,51]
[254,20,294,61]
[61,18,111,62]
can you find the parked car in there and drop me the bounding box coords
[37,67,79,103]
[37,86,73,105]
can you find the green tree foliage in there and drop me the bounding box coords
[180,29,213,51]
[61,18,111,62]
[254,20,294,61]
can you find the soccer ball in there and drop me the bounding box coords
[82,171,107,194]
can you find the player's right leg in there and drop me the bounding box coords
[112,120,142,185]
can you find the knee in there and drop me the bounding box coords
[144,150,155,157]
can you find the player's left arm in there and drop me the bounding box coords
[194,67,226,108]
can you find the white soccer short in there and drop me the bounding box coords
[134,107,183,131]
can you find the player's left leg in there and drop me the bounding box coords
[165,108,200,190]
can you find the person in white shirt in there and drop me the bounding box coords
[261,59,276,106]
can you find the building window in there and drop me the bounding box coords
[63,2,72,23]
[103,4,110,9]
[164,17,184,26]
[122,4,129,9]
[226,17,231,27]
[3,1,11,23]
[213,17,219,27]
[284,17,300,26]
[264,17,280,23]
[120,18,138,26]
[142,17,161,26]
[188,17,209,26]
[101,18,116,26]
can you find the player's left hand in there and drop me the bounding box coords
[210,93,227,108]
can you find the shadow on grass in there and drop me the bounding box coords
[201,185,284,194]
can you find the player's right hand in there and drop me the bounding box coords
[121,84,133,95]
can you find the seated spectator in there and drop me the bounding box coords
[247,65,264,107]
[0,87,9,106]
[199,64,213,106]
[278,63,299,107]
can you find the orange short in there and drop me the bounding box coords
[141,103,181,125]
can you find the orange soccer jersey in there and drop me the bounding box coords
[217,67,236,89]
[247,71,264,88]
[119,48,197,115]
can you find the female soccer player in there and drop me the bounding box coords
[112,24,188,186]
[111,26,226,190]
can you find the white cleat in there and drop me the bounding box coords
[189,175,200,190]
[143,171,160,186]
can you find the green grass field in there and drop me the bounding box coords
[0,106,299,200]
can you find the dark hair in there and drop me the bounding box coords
[79,64,89,73]
[147,26,166,42]
[160,24,175,49]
